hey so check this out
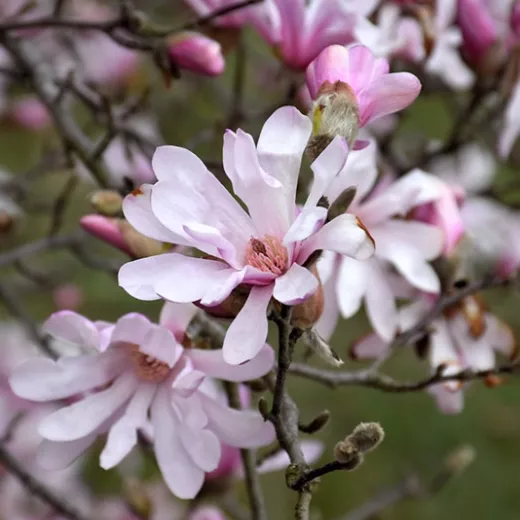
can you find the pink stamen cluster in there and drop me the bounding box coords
[245,235,288,275]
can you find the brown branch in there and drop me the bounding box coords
[0,443,94,520]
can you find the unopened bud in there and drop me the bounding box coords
[291,266,324,328]
[299,410,330,434]
[167,32,225,77]
[80,215,132,255]
[123,478,152,520]
[90,190,123,216]
[301,329,344,367]
[327,187,357,222]
[306,81,360,160]
[333,441,364,470]
[348,422,385,453]
[118,219,166,258]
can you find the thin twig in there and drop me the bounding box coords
[224,382,267,520]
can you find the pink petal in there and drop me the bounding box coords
[111,313,152,348]
[315,272,340,341]
[358,72,421,126]
[257,106,312,224]
[283,206,327,245]
[273,263,319,305]
[200,393,275,448]
[306,44,350,98]
[427,384,464,414]
[187,344,275,382]
[351,332,389,360]
[336,256,368,318]
[306,136,349,208]
[39,372,138,442]
[43,311,100,350]
[172,370,206,397]
[223,285,273,365]
[482,314,515,358]
[180,422,221,472]
[100,382,156,469]
[37,432,102,470]
[152,385,204,499]
[299,214,375,263]
[123,183,187,244]
[118,253,187,301]
[9,351,124,401]
[159,302,198,340]
[140,325,182,367]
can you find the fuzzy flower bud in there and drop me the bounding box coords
[305,44,421,157]
[333,441,364,469]
[168,32,225,77]
[348,422,385,453]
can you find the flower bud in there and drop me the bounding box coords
[80,215,132,256]
[291,266,325,328]
[333,441,364,470]
[52,284,83,311]
[123,478,152,520]
[0,211,15,233]
[301,329,343,367]
[118,219,166,258]
[168,32,225,77]
[90,190,123,216]
[348,422,385,453]
[299,410,330,434]
[205,443,241,482]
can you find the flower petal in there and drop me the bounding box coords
[140,325,182,367]
[180,420,221,472]
[100,382,156,469]
[187,344,275,382]
[336,256,368,318]
[152,385,204,499]
[37,433,102,470]
[159,302,198,340]
[257,439,324,474]
[39,372,138,441]
[43,311,100,350]
[351,332,389,360]
[9,351,125,401]
[283,206,327,245]
[111,313,152,347]
[273,263,318,305]
[300,213,375,262]
[200,393,275,448]
[223,285,273,365]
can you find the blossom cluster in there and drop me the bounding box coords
[0,0,519,519]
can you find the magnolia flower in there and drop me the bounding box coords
[167,32,225,76]
[9,303,275,499]
[119,106,375,364]
[305,44,421,149]
[267,0,378,70]
[351,295,516,414]
[354,3,425,62]
[316,145,447,341]
[429,143,520,275]
[424,0,474,90]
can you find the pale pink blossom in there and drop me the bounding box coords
[429,143,520,274]
[315,145,446,342]
[354,3,425,62]
[305,44,422,130]
[350,296,516,414]
[168,32,225,76]
[425,0,475,90]
[9,303,275,499]
[119,106,375,364]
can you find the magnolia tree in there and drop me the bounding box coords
[0,0,519,519]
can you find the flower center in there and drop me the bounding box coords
[129,344,170,383]
[244,235,288,275]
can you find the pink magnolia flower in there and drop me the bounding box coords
[118,106,375,364]
[9,303,275,499]
[429,143,520,275]
[168,32,225,76]
[315,145,446,342]
[351,295,516,414]
[267,0,379,70]
[305,44,421,147]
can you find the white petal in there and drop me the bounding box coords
[159,302,198,339]
[100,382,156,469]
[180,421,221,472]
[151,385,204,499]
[223,285,273,365]
[273,263,318,305]
[43,311,100,350]
[283,206,327,245]
[39,372,138,441]
[336,256,368,318]
[111,313,152,346]
[200,393,275,448]
[9,351,125,401]
[187,344,275,382]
